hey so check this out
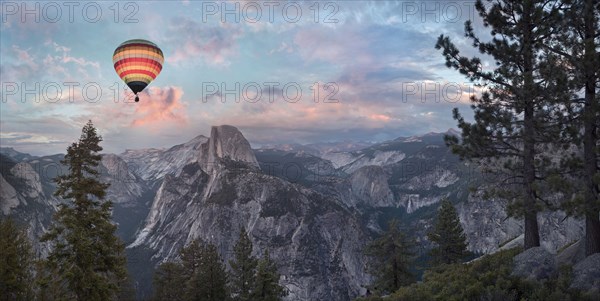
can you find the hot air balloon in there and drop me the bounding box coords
[113,39,164,102]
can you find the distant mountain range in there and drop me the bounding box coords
[259,140,375,156]
[0,126,583,300]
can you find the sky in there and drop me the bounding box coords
[0,0,491,155]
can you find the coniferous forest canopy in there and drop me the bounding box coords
[0,0,599,300]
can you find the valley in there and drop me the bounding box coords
[0,125,584,300]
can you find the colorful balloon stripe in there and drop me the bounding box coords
[113,48,163,56]
[122,75,154,84]
[113,51,164,63]
[113,39,164,101]
[113,58,163,69]
[115,65,162,75]
[114,63,162,76]
[119,69,158,79]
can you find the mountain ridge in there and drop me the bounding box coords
[0,125,584,300]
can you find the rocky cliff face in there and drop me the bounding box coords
[275,131,584,255]
[10,162,43,199]
[336,165,396,208]
[120,135,209,182]
[0,154,59,256]
[0,173,21,215]
[100,154,146,206]
[130,126,370,301]
[456,188,584,254]
[323,149,405,174]
[0,152,154,255]
[204,125,259,172]
[457,193,522,253]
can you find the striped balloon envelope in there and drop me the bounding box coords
[113,39,164,102]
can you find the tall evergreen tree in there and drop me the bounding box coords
[153,262,185,301]
[543,0,600,257]
[40,121,127,301]
[574,0,600,257]
[0,219,34,301]
[364,219,415,295]
[437,0,567,250]
[427,199,469,265]
[180,239,204,282]
[251,249,287,301]
[229,228,258,301]
[184,241,228,301]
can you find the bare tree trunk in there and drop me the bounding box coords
[522,0,540,250]
[583,0,600,256]
[524,102,540,249]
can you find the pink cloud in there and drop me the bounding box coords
[370,114,391,122]
[130,86,188,127]
[209,97,394,133]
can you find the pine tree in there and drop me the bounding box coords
[251,249,287,301]
[364,219,415,295]
[427,199,469,265]
[35,258,69,301]
[180,239,204,282]
[0,219,34,301]
[543,0,600,257]
[229,228,258,301]
[574,0,600,257]
[437,0,568,250]
[184,241,228,301]
[153,262,185,301]
[40,120,128,301]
